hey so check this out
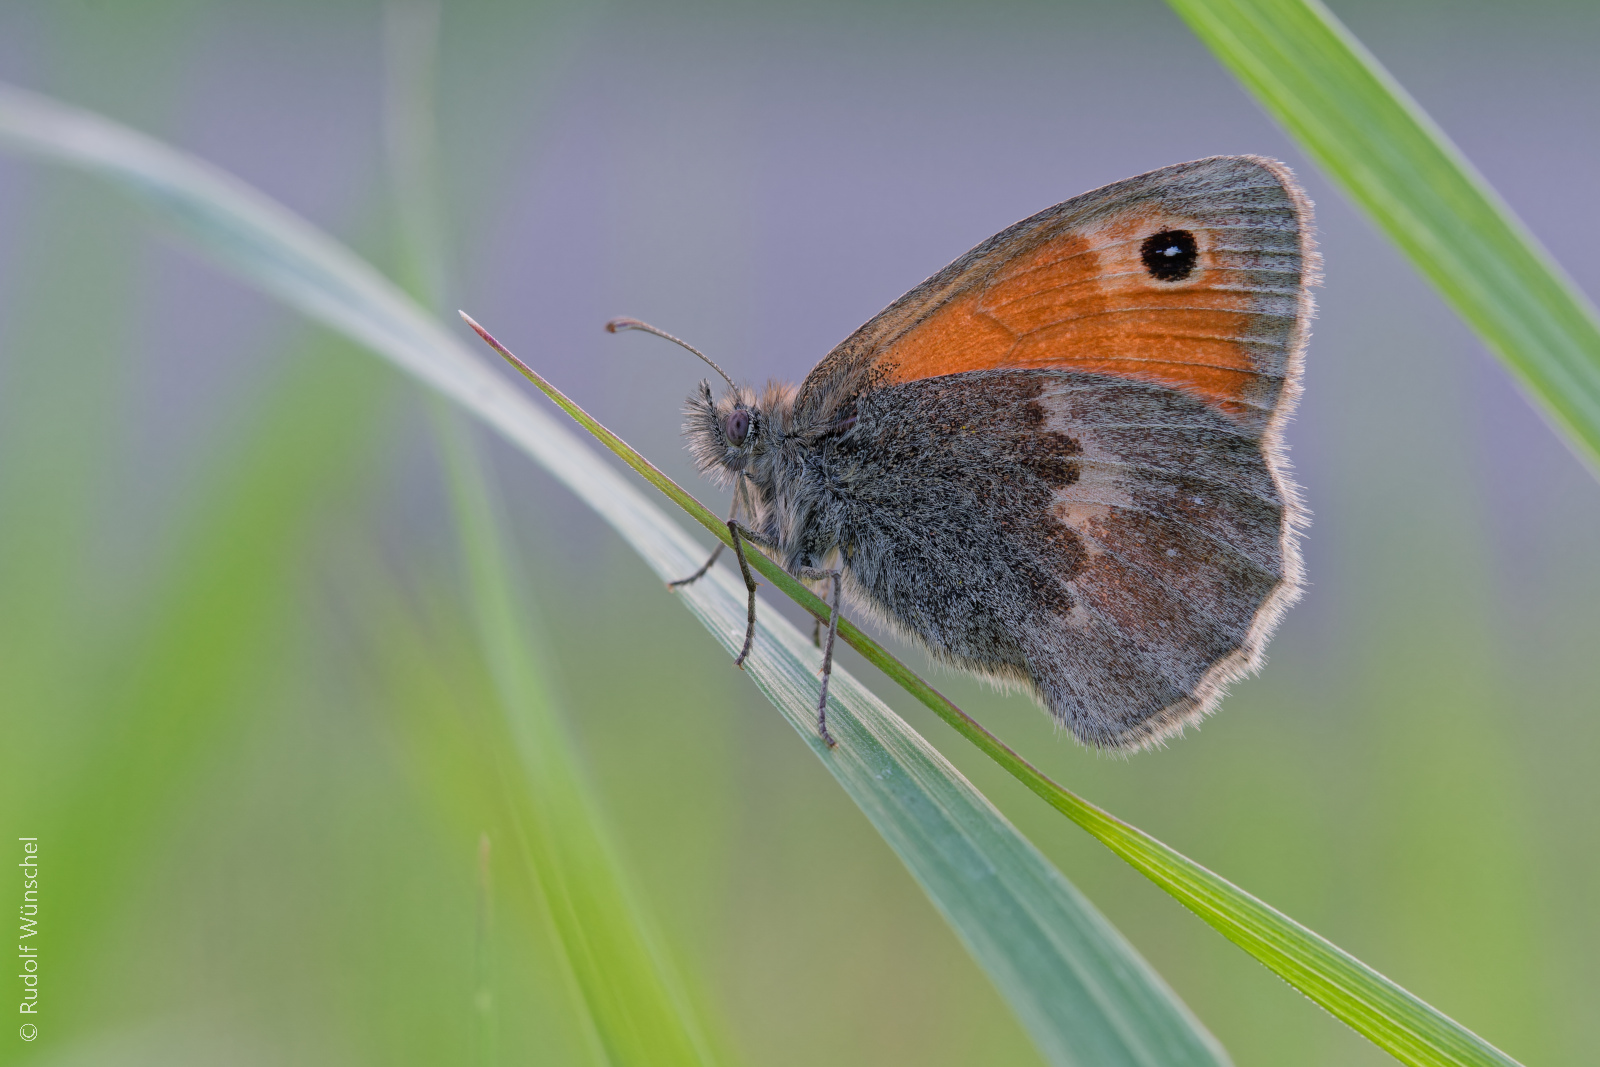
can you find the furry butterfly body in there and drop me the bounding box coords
[684,156,1315,750]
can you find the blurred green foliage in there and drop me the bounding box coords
[2,2,1597,1066]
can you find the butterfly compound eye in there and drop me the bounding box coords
[725,409,751,446]
[1140,229,1199,281]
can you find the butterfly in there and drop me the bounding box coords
[616,156,1315,750]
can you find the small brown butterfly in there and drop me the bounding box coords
[613,156,1315,750]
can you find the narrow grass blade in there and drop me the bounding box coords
[469,321,1526,1067]
[433,409,725,1067]
[1166,0,1600,472]
[0,75,1526,1067]
[381,8,723,1058]
[0,82,1228,1065]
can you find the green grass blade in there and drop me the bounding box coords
[1166,0,1600,472]
[0,75,1529,1067]
[470,324,1526,1067]
[433,410,725,1067]
[0,82,1228,1066]
[381,8,723,1058]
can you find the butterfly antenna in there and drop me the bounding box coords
[605,316,737,391]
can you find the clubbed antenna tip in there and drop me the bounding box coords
[604,316,737,391]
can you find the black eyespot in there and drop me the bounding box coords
[1140,229,1199,281]
[725,408,751,446]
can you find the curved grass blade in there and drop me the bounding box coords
[379,5,726,1059]
[1166,0,1600,474]
[0,76,1526,1067]
[435,408,726,1067]
[469,320,1525,1067]
[0,83,1228,1066]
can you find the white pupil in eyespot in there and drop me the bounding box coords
[1163,246,1181,256]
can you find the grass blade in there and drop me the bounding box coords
[434,409,725,1067]
[0,73,1527,1067]
[379,8,725,1058]
[1166,0,1600,472]
[469,321,1525,1067]
[0,83,1230,1065]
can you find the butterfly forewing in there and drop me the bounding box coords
[800,156,1311,429]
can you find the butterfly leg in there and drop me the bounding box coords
[668,543,723,588]
[798,566,842,748]
[728,520,761,669]
[669,494,740,588]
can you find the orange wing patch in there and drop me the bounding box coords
[878,208,1292,422]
